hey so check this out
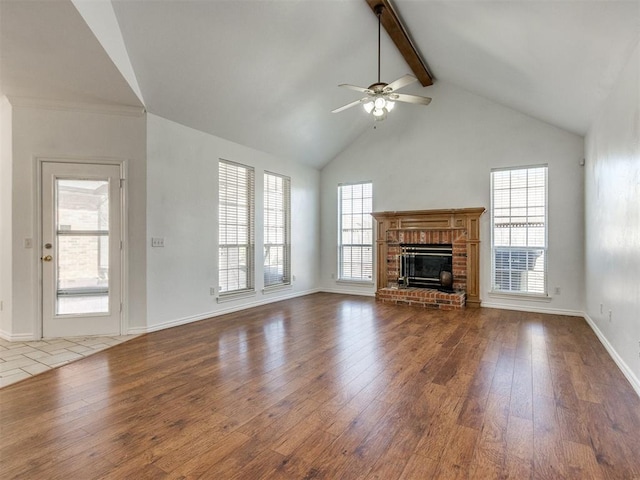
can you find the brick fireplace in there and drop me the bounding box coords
[372,208,485,309]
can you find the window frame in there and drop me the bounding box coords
[490,165,548,297]
[263,171,291,289]
[218,159,255,298]
[337,181,374,283]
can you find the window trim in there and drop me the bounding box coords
[337,181,374,283]
[263,171,291,289]
[490,164,548,297]
[218,159,255,298]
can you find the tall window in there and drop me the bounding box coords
[264,172,291,288]
[491,165,547,294]
[219,160,255,295]
[338,182,373,281]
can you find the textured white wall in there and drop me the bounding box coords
[584,40,640,389]
[7,103,147,338]
[320,81,585,314]
[0,97,13,337]
[145,114,320,331]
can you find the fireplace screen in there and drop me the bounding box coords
[398,244,453,289]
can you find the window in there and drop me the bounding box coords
[219,160,255,295]
[491,165,547,295]
[264,172,291,288]
[338,182,373,281]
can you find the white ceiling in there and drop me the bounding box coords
[0,0,141,107]
[1,0,638,169]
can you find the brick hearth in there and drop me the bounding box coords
[376,287,466,310]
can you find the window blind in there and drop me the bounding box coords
[338,182,373,281]
[264,172,291,287]
[219,159,255,294]
[491,166,547,294]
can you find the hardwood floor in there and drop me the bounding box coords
[1,293,639,479]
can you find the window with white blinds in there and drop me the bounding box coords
[264,172,291,288]
[219,160,255,295]
[338,182,373,282]
[491,166,547,295]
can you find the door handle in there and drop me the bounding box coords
[42,255,53,262]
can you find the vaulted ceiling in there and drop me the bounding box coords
[1,0,638,169]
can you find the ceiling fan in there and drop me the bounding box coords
[332,4,432,121]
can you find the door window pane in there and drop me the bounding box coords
[57,236,109,291]
[57,180,109,230]
[55,179,110,315]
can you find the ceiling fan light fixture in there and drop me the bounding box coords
[386,101,395,112]
[363,101,374,113]
[374,96,386,109]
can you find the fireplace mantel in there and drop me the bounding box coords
[372,207,485,308]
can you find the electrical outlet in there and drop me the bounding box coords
[331,273,335,279]
[292,275,296,281]
[151,237,165,247]
[600,303,604,314]
[608,310,612,322]
[209,287,216,296]
[554,287,561,295]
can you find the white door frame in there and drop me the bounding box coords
[35,157,128,339]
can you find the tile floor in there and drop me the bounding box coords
[0,334,139,388]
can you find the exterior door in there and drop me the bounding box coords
[41,162,122,337]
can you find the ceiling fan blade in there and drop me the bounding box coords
[384,74,418,92]
[390,93,432,106]
[332,98,367,114]
[339,84,373,94]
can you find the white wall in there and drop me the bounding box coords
[320,81,585,314]
[0,97,13,336]
[6,102,147,338]
[144,114,320,332]
[584,40,640,391]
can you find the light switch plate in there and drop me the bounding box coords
[151,237,165,247]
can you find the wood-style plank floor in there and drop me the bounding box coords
[1,293,639,479]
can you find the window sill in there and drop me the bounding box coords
[336,279,375,287]
[488,291,551,302]
[262,283,292,294]
[217,290,256,303]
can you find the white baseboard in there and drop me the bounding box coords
[128,288,321,335]
[320,287,376,297]
[0,330,36,341]
[480,301,583,317]
[583,313,640,398]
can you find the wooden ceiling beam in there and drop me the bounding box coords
[366,0,433,87]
